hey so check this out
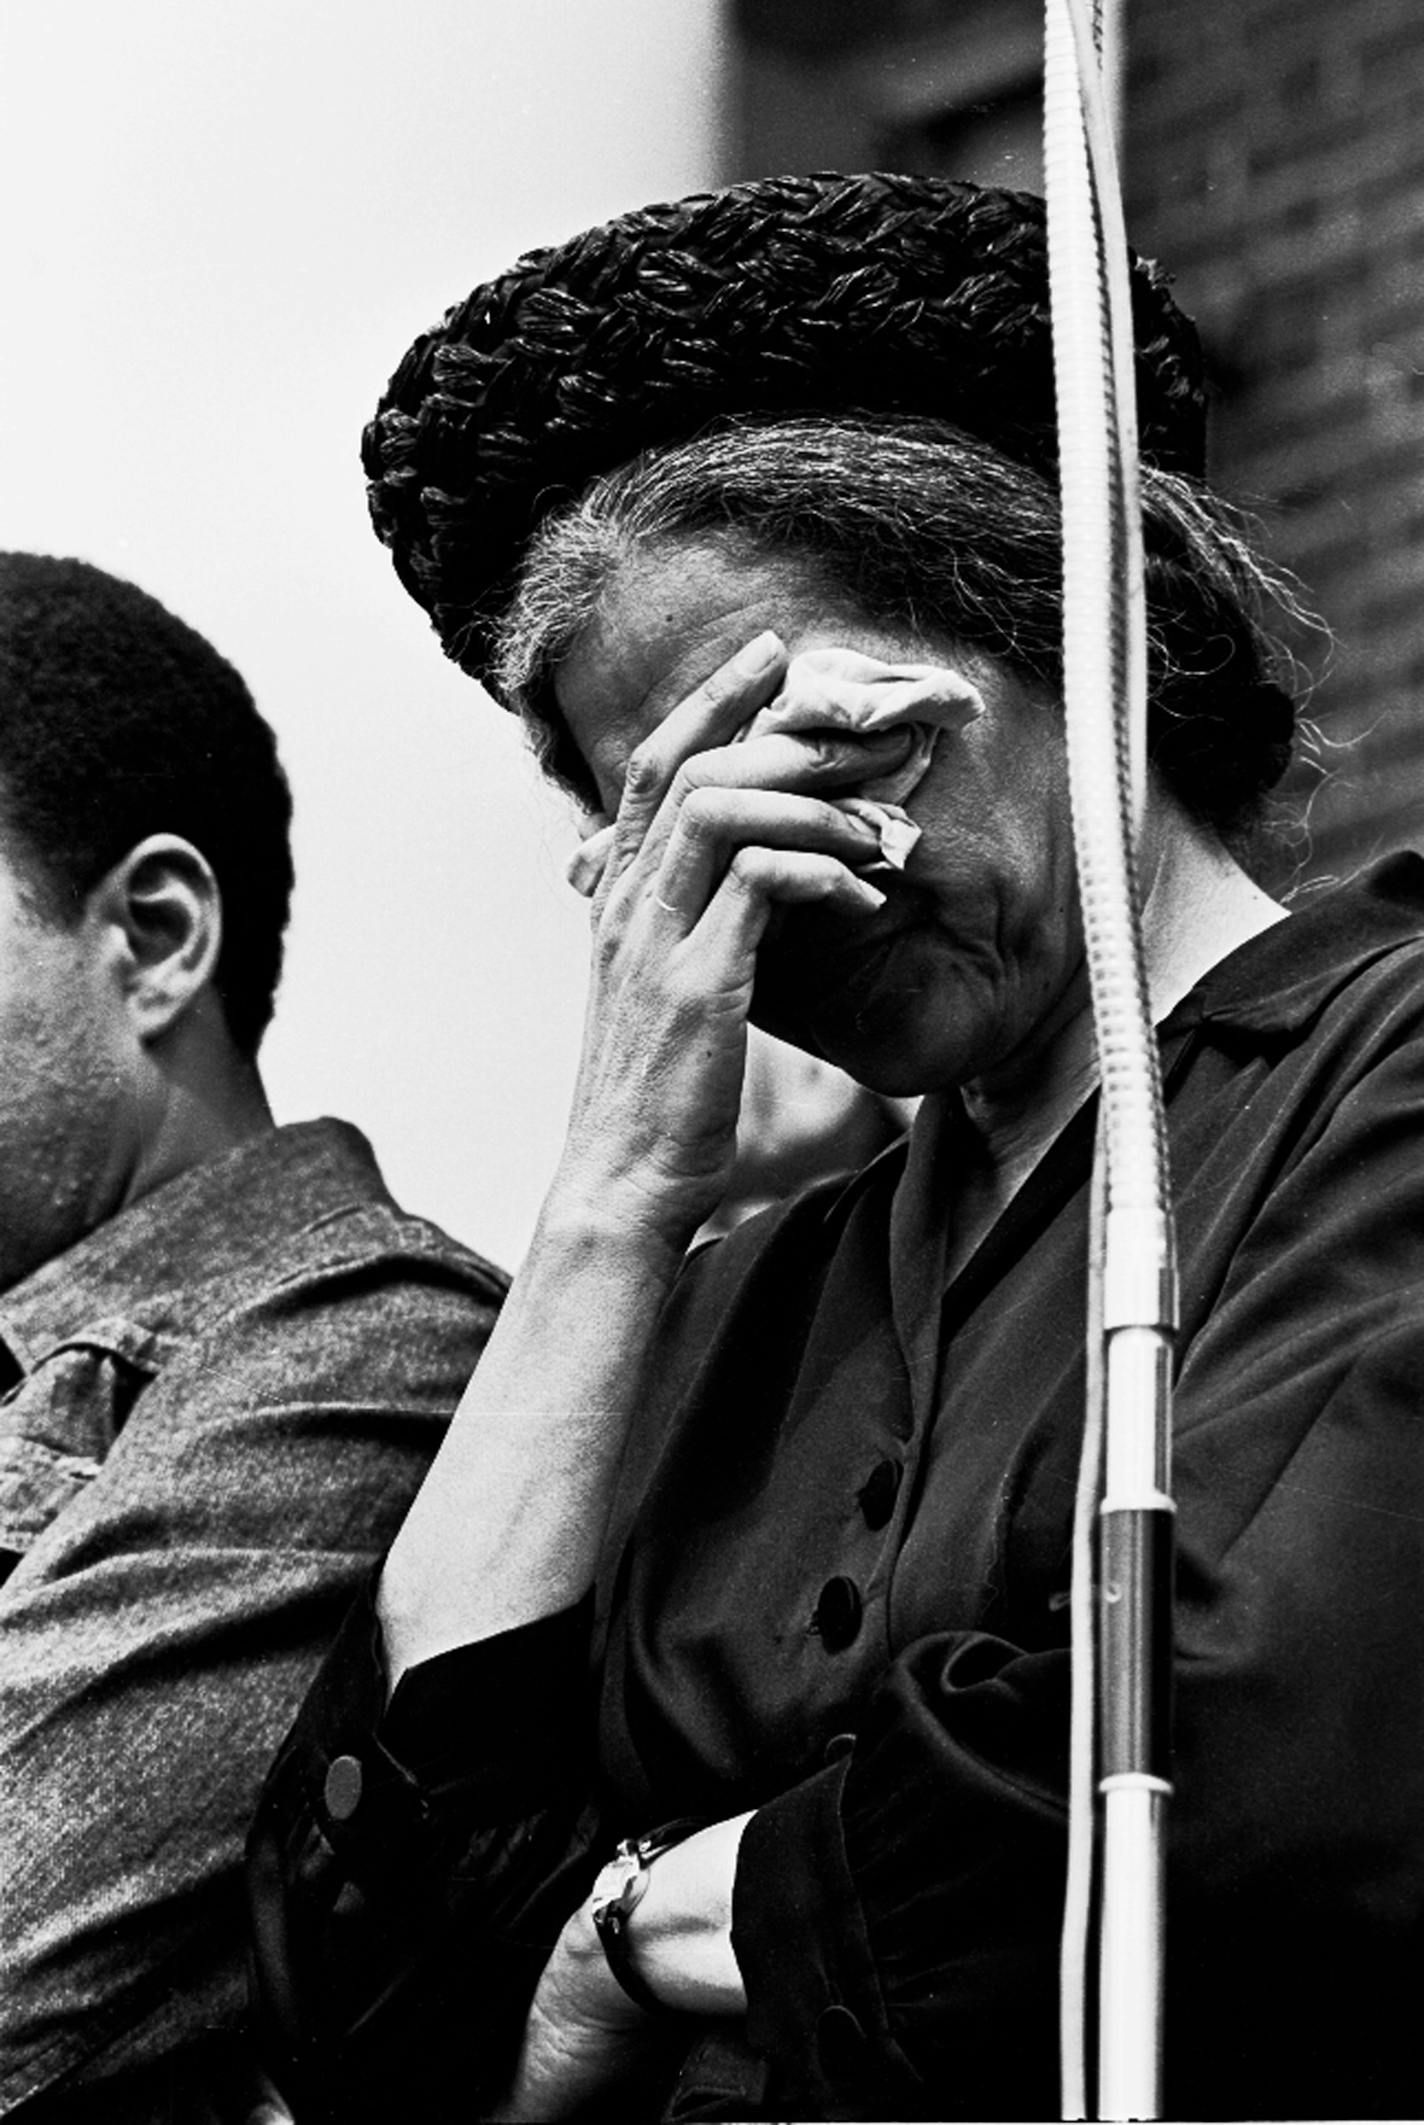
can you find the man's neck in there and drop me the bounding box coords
[120,1024,277,1217]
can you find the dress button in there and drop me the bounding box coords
[323,1753,364,1823]
[814,1575,863,1651]
[858,1457,902,1530]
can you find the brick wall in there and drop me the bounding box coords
[734,0,1424,881]
[1125,0,1424,882]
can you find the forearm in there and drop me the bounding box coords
[380,637,903,1687]
[377,1195,684,1684]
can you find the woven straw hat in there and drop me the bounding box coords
[362,171,1206,688]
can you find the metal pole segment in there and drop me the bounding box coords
[1099,1494,1174,1781]
[1098,1781,1170,2119]
[1099,1316,1174,2121]
[1059,1129,1108,2122]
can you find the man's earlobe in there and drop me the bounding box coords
[93,835,224,1041]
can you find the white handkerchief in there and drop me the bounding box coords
[746,649,984,867]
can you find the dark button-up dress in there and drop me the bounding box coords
[251,861,1424,2122]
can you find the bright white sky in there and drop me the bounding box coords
[0,0,725,1270]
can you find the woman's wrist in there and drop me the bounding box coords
[532,1191,687,1272]
[534,1166,708,1283]
[607,1813,753,2019]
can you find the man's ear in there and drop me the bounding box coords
[88,834,223,1043]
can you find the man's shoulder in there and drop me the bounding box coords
[68,1122,506,1439]
[159,1114,507,1310]
[0,1117,507,1390]
[176,1117,509,1344]
[252,1121,509,1294]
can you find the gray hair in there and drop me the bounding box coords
[492,414,1302,843]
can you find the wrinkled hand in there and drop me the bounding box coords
[552,636,961,1254]
[487,1814,751,2121]
[486,1903,656,2122]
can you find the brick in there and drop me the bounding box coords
[1125,0,1424,882]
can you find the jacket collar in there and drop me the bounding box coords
[0,1118,389,1373]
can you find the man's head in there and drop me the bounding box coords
[0,553,293,1287]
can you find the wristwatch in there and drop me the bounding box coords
[587,1819,702,2014]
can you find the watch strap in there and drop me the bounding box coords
[588,1817,703,2015]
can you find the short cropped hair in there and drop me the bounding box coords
[0,553,294,1053]
[494,416,1301,847]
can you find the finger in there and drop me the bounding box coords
[690,844,888,962]
[640,787,885,929]
[684,723,920,798]
[624,723,920,901]
[608,630,788,877]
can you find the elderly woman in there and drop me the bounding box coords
[249,175,1424,2123]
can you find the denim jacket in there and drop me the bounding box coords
[0,1119,504,2116]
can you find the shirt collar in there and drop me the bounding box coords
[0,1118,390,1372]
[1163,850,1424,1037]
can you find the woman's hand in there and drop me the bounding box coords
[550,632,910,1256]
[489,1814,752,2121]
[487,1902,651,2123]
[377,641,917,1677]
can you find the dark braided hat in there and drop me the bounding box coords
[363,170,1207,690]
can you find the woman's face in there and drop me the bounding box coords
[553,537,1086,1097]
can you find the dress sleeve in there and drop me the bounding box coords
[732,1037,1424,2123]
[247,1591,603,2125]
[0,1247,499,2115]
[732,1633,1070,2120]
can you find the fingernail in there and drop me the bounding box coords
[857,878,888,910]
[733,630,783,677]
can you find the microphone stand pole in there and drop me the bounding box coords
[1043,3,1179,2115]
